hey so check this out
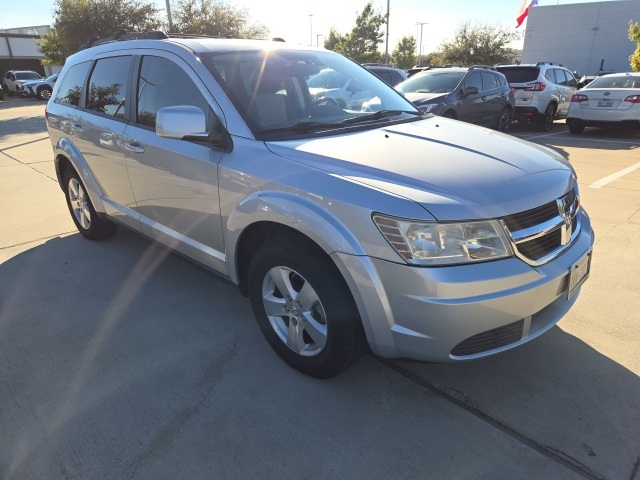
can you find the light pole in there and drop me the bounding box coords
[165,0,173,32]
[317,34,323,47]
[417,22,428,66]
[309,14,314,46]
[384,0,390,64]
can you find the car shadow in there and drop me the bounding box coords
[0,230,637,479]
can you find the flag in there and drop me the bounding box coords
[516,0,538,28]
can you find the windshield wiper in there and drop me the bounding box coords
[341,109,423,124]
[259,121,344,135]
[258,110,424,135]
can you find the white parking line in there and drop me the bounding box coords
[515,131,566,141]
[589,161,640,189]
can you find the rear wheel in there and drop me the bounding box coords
[568,124,585,134]
[248,235,363,378]
[540,103,556,131]
[63,168,118,240]
[496,107,512,133]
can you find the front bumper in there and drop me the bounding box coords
[333,210,594,362]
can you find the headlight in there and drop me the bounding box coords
[419,103,440,114]
[373,215,513,266]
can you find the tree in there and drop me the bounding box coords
[436,21,521,66]
[172,0,268,38]
[630,21,640,72]
[323,2,385,64]
[391,36,416,70]
[37,0,163,65]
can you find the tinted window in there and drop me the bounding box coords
[496,67,540,84]
[564,70,578,88]
[398,71,465,94]
[376,71,393,85]
[136,56,213,130]
[481,72,500,90]
[55,61,91,106]
[464,72,483,92]
[557,70,571,87]
[390,71,404,85]
[544,69,557,84]
[86,56,131,118]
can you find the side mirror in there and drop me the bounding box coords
[465,86,479,96]
[156,106,221,144]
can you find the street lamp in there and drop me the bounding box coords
[416,22,428,66]
[317,34,323,47]
[384,0,390,64]
[309,14,314,46]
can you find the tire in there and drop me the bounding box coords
[495,107,512,133]
[37,86,52,100]
[540,103,556,131]
[248,235,363,378]
[568,124,585,134]
[63,168,118,240]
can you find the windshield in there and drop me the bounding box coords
[16,71,42,80]
[202,49,419,138]
[307,69,348,89]
[398,71,465,94]
[587,75,640,89]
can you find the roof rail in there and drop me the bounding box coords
[79,30,168,50]
[536,61,564,67]
[469,65,496,71]
[78,30,284,51]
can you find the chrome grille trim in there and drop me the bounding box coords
[501,187,581,267]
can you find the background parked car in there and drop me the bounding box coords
[3,70,43,97]
[394,66,515,133]
[496,62,578,131]
[18,73,59,100]
[567,72,640,134]
[363,64,407,86]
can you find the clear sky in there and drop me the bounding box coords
[0,0,623,53]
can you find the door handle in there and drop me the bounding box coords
[70,124,84,135]
[125,142,145,154]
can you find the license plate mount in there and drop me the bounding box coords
[568,250,592,299]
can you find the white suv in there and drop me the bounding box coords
[497,63,578,131]
[46,32,594,378]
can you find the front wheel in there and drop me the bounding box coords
[248,235,363,378]
[63,168,118,240]
[37,86,52,100]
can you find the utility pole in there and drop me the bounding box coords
[417,22,428,66]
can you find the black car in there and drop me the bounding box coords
[396,66,515,133]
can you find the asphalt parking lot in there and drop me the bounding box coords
[1,96,639,480]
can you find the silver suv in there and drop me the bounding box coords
[497,63,578,131]
[46,32,594,378]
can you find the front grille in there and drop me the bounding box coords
[451,319,524,356]
[502,188,580,264]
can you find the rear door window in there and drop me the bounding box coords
[54,61,91,106]
[464,72,483,92]
[86,56,132,119]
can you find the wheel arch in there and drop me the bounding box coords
[54,138,107,214]
[227,192,367,295]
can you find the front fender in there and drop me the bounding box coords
[55,137,106,214]
[225,191,367,284]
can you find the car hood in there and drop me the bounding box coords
[20,80,40,87]
[403,92,448,104]
[265,117,574,221]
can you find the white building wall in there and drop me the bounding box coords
[522,0,640,76]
